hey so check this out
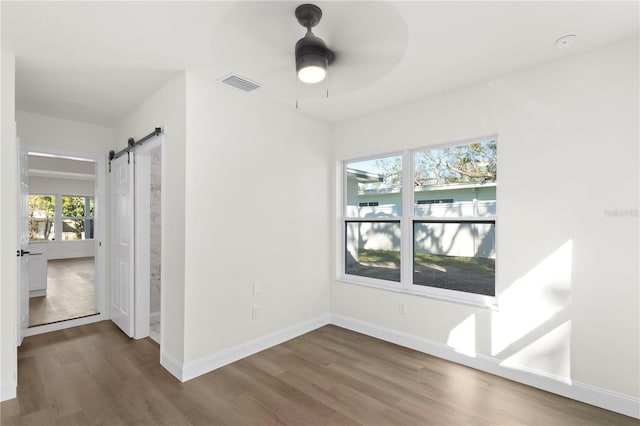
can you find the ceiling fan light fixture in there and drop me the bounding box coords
[297,61,327,84]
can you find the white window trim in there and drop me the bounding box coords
[340,137,498,310]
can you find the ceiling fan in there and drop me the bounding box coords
[209,2,407,100]
[294,4,335,84]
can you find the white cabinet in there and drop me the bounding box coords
[28,244,48,297]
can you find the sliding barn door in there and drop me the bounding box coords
[110,154,134,337]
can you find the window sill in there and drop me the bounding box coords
[336,276,499,311]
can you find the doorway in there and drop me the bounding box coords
[21,146,107,336]
[133,141,163,343]
[148,146,162,343]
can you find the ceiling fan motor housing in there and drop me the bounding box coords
[295,32,335,72]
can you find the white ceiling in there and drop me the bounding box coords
[2,1,638,127]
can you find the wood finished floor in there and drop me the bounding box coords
[1,321,638,426]
[29,257,97,327]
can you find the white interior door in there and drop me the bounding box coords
[110,154,134,337]
[17,141,29,345]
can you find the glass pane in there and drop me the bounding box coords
[345,221,401,282]
[28,195,56,241]
[62,219,91,240]
[89,197,95,217]
[413,222,495,296]
[62,195,92,218]
[29,195,56,218]
[29,219,56,241]
[345,155,402,217]
[414,140,496,217]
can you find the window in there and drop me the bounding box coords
[29,194,95,241]
[345,154,403,283]
[342,137,497,306]
[29,195,56,241]
[61,196,94,240]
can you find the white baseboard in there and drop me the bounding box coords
[48,252,94,260]
[29,289,46,298]
[164,314,331,383]
[160,350,185,382]
[330,313,640,420]
[1,380,16,402]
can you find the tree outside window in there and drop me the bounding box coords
[29,195,56,241]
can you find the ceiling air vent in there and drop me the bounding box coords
[220,74,260,92]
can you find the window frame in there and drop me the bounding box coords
[340,137,498,309]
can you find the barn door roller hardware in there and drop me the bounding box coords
[109,127,162,172]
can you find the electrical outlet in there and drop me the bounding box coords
[398,302,406,315]
[252,305,260,319]
[253,281,262,295]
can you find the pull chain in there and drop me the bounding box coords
[296,72,299,110]
[325,57,329,99]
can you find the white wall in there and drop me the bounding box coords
[182,72,332,364]
[115,72,187,366]
[1,49,17,401]
[332,38,639,408]
[16,111,113,154]
[44,242,94,260]
[29,176,94,195]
